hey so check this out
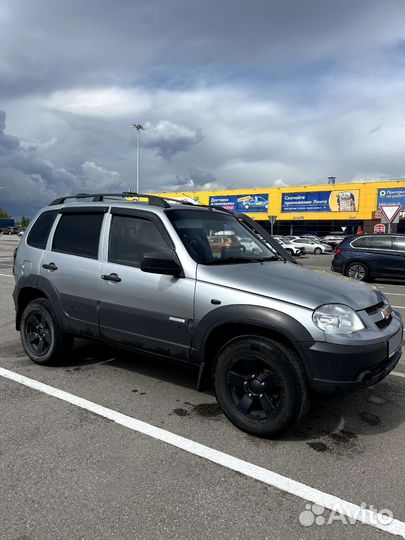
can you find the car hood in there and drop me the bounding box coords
[197,261,384,310]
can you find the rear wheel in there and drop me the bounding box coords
[20,298,73,365]
[214,336,309,437]
[314,247,322,255]
[345,262,368,281]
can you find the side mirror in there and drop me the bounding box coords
[140,250,183,277]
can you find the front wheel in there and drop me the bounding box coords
[20,298,73,365]
[314,247,322,255]
[214,336,309,437]
[345,262,368,281]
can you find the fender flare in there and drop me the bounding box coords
[193,304,314,390]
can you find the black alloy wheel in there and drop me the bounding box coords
[214,336,309,437]
[226,357,284,420]
[20,298,73,365]
[24,310,52,356]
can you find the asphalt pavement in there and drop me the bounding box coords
[0,236,404,540]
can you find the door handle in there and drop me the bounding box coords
[101,272,122,283]
[42,262,58,271]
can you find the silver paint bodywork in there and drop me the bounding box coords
[15,201,402,354]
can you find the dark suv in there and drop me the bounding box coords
[332,234,405,281]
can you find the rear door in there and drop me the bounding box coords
[39,207,107,338]
[391,236,405,279]
[368,236,399,277]
[98,209,195,361]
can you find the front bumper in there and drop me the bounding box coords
[300,325,403,392]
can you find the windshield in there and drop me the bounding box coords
[167,209,278,264]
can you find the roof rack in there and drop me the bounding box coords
[49,191,234,214]
[49,192,171,208]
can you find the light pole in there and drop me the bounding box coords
[131,123,145,193]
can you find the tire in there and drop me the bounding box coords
[214,336,309,437]
[286,248,293,255]
[314,247,322,255]
[20,298,73,365]
[345,262,368,281]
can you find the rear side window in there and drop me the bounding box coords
[27,210,58,249]
[52,213,104,259]
[351,237,372,248]
[370,236,392,250]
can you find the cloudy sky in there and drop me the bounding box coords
[0,0,404,217]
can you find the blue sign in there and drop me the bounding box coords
[282,190,358,213]
[209,193,269,213]
[377,187,405,210]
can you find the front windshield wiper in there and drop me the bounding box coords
[205,256,278,265]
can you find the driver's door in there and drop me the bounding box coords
[99,209,195,360]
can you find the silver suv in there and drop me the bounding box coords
[13,193,403,437]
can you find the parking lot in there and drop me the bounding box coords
[0,235,404,540]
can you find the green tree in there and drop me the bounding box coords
[0,208,11,219]
[20,216,30,228]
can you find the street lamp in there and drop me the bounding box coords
[131,123,145,193]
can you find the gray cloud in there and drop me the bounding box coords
[0,111,123,217]
[0,0,403,216]
[144,121,203,160]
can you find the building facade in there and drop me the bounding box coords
[156,179,405,236]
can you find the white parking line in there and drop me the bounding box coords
[384,293,405,297]
[0,273,13,277]
[391,371,405,379]
[393,305,405,310]
[0,366,404,538]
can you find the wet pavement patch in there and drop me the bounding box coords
[307,442,330,452]
[359,412,381,426]
[192,403,222,417]
[172,408,190,417]
[329,430,357,445]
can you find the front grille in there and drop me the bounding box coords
[376,316,392,329]
[365,301,393,330]
[365,302,384,315]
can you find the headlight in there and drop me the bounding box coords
[313,304,365,334]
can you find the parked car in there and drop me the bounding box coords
[13,193,403,437]
[291,238,332,254]
[321,235,346,248]
[273,236,304,256]
[301,235,322,243]
[332,234,405,281]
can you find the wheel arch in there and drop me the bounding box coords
[194,305,313,391]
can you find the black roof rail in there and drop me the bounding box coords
[49,192,171,208]
[48,191,234,214]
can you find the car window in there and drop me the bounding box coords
[393,237,405,251]
[167,209,277,264]
[108,215,170,267]
[352,237,372,248]
[52,213,104,259]
[370,236,392,250]
[27,210,58,249]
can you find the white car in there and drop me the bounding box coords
[291,238,332,254]
[273,236,303,256]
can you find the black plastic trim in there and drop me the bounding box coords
[59,206,108,214]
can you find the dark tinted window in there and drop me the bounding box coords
[352,237,372,248]
[27,210,58,249]
[52,213,104,258]
[109,215,169,267]
[370,236,392,250]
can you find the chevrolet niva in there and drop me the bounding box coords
[13,193,403,437]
